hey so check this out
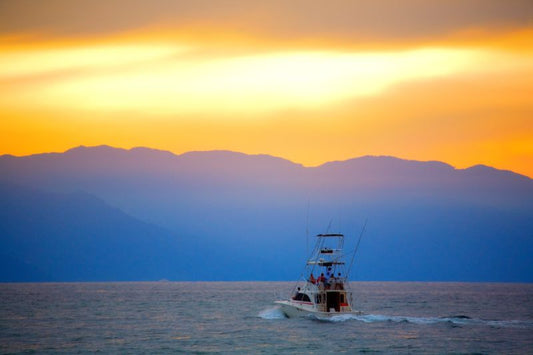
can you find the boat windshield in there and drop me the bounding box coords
[292,293,311,302]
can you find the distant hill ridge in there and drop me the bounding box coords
[1,145,531,191]
[2,145,529,179]
[0,182,184,282]
[0,145,532,282]
[2,145,530,204]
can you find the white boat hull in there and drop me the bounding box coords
[275,300,362,319]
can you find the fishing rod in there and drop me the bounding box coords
[305,200,310,259]
[345,218,368,280]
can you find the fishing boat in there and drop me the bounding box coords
[275,232,363,318]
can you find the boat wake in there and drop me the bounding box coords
[309,313,533,328]
[258,306,286,320]
[259,307,533,328]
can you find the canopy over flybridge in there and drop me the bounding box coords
[316,233,344,237]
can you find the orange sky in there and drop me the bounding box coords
[1,0,532,177]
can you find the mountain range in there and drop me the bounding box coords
[1,146,532,282]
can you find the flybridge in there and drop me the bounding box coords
[307,233,346,268]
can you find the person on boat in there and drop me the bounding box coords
[336,272,344,290]
[309,273,316,284]
[317,273,325,289]
[328,273,336,289]
[317,273,325,283]
[325,268,333,289]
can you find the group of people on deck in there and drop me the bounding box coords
[308,267,344,290]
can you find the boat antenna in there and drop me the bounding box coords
[305,200,310,258]
[326,219,333,234]
[346,218,368,280]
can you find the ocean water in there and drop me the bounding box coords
[1,282,532,354]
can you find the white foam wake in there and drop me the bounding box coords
[257,307,532,328]
[258,306,286,320]
[314,313,533,328]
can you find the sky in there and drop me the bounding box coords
[1,0,532,177]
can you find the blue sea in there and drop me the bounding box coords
[1,282,532,354]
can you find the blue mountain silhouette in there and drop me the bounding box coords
[1,146,532,281]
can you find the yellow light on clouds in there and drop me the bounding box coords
[0,44,189,79]
[0,41,505,116]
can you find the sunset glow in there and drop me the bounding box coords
[1,44,499,114]
[1,0,532,177]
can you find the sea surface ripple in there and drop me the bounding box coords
[1,282,532,354]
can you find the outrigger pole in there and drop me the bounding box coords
[306,200,310,258]
[346,219,368,280]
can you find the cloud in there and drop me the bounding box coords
[3,39,520,118]
[1,0,531,42]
